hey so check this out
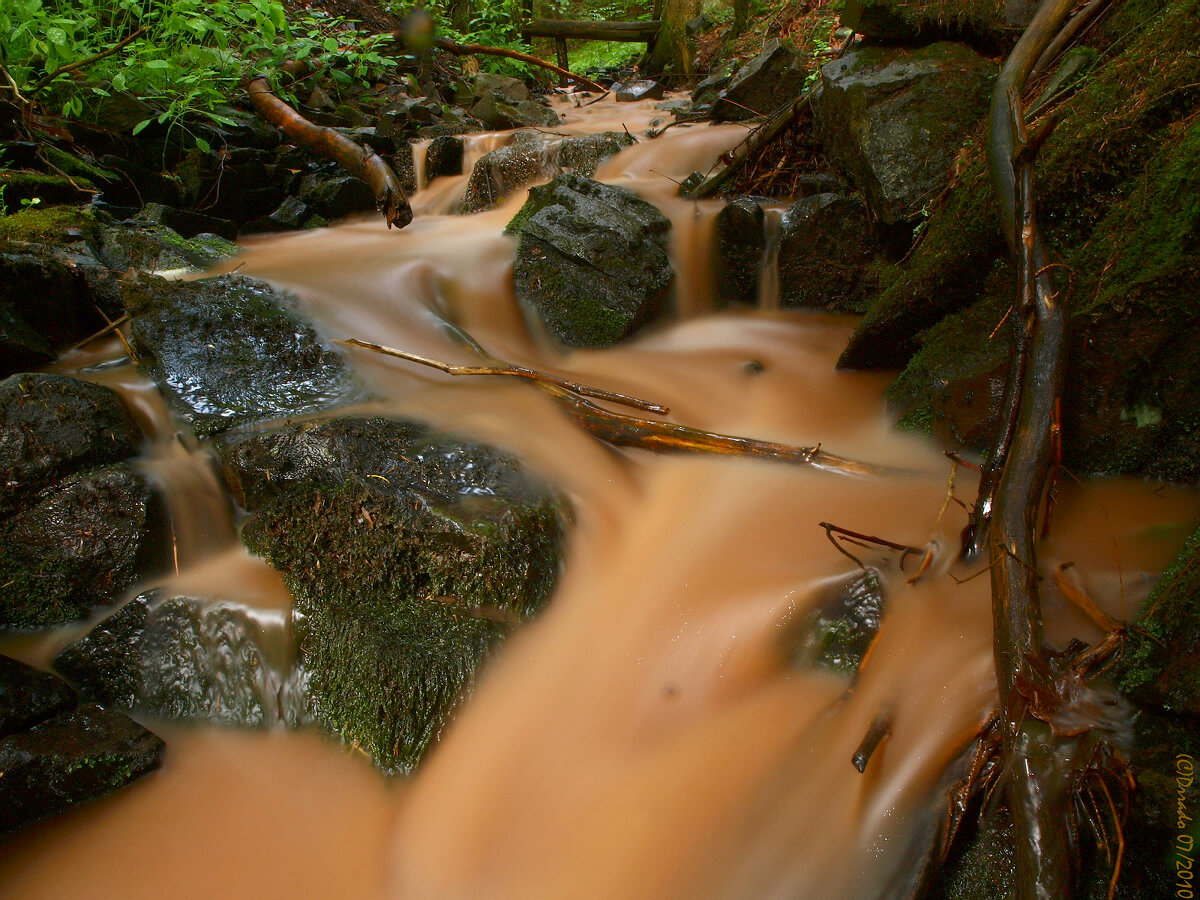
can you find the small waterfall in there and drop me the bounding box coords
[756,206,786,310]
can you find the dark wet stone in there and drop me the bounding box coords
[814,42,996,224]
[778,193,877,313]
[125,274,362,437]
[425,135,465,179]
[615,80,665,102]
[714,197,766,307]
[91,91,155,133]
[0,464,154,630]
[510,173,673,347]
[472,72,530,103]
[389,140,418,194]
[243,195,313,234]
[127,203,238,242]
[377,97,443,141]
[55,591,299,727]
[468,93,560,131]
[840,0,922,43]
[691,67,732,108]
[714,40,807,121]
[0,373,141,519]
[298,173,376,220]
[0,703,164,835]
[555,131,636,178]
[462,133,550,213]
[0,302,54,377]
[0,251,107,352]
[221,415,566,772]
[788,569,884,675]
[0,655,77,739]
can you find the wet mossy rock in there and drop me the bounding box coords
[1117,526,1200,716]
[813,42,996,225]
[714,198,766,307]
[0,655,77,740]
[0,464,155,630]
[55,591,300,727]
[95,222,239,272]
[468,93,560,131]
[0,703,164,836]
[0,373,142,519]
[125,274,363,437]
[787,569,885,675]
[462,133,550,213]
[221,416,566,772]
[778,193,877,313]
[510,173,674,347]
[555,131,637,178]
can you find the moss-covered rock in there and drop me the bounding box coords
[54,591,299,727]
[0,373,142,518]
[813,42,997,225]
[95,222,239,272]
[467,92,560,131]
[555,131,637,178]
[0,171,96,209]
[0,703,164,836]
[510,173,674,347]
[222,416,566,772]
[0,203,97,246]
[0,655,76,740]
[786,569,885,675]
[840,0,1035,43]
[0,464,155,630]
[126,274,363,437]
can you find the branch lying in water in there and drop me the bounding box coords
[245,62,412,230]
[338,337,896,478]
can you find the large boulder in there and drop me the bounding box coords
[220,416,566,772]
[0,704,164,835]
[714,40,807,121]
[468,92,560,131]
[0,373,142,519]
[555,131,636,178]
[0,464,156,630]
[813,42,996,224]
[509,173,674,347]
[777,193,877,312]
[125,274,363,437]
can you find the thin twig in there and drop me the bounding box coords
[852,713,892,773]
[93,306,137,363]
[31,27,147,93]
[70,312,131,351]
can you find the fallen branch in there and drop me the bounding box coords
[423,36,605,94]
[1030,0,1115,78]
[340,337,894,478]
[819,522,923,570]
[851,713,893,773]
[687,80,820,199]
[245,65,411,229]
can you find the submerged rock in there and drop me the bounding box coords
[55,591,299,727]
[510,173,674,347]
[778,193,876,313]
[0,373,142,519]
[788,569,884,675]
[814,43,996,224]
[461,133,550,213]
[221,416,566,772]
[0,464,155,630]
[0,655,77,739]
[0,703,164,835]
[125,274,362,437]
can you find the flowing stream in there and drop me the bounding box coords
[1,93,1197,899]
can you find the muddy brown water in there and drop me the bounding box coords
[1,93,1196,899]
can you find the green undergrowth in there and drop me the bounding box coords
[570,40,643,72]
[0,205,97,245]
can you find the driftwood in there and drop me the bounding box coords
[245,63,412,229]
[339,336,893,478]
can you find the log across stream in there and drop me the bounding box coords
[1,94,1196,900]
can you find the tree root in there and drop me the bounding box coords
[245,63,412,230]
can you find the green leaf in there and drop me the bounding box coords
[146,59,170,69]
[194,136,212,152]
[112,72,127,90]
[331,69,351,84]
[323,36,340,53]
[131,118,151,135]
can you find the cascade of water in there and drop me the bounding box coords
[1,92,1195,900]
[756,206,787,310]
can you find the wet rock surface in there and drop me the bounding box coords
[814,42,996,224]
[0,655,77,740]
[221,416,566,772]
[714,197,766,307]
[425,135,464,179]
[615,79,664,102]
[0,703,164,836]
[94,222,239,272]
[0,464,155,630]
[555,131,636,178]
[468,92,560,131]
[55,591,298,727]
[787,569,884,675]
[778,193,876,313]
[462,133,550,213]
[0,373,142,519]
[510,173,674,347]
[125,274,363,437]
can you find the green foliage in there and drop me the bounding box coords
[569,40,641,72]
[0,0,398,147]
